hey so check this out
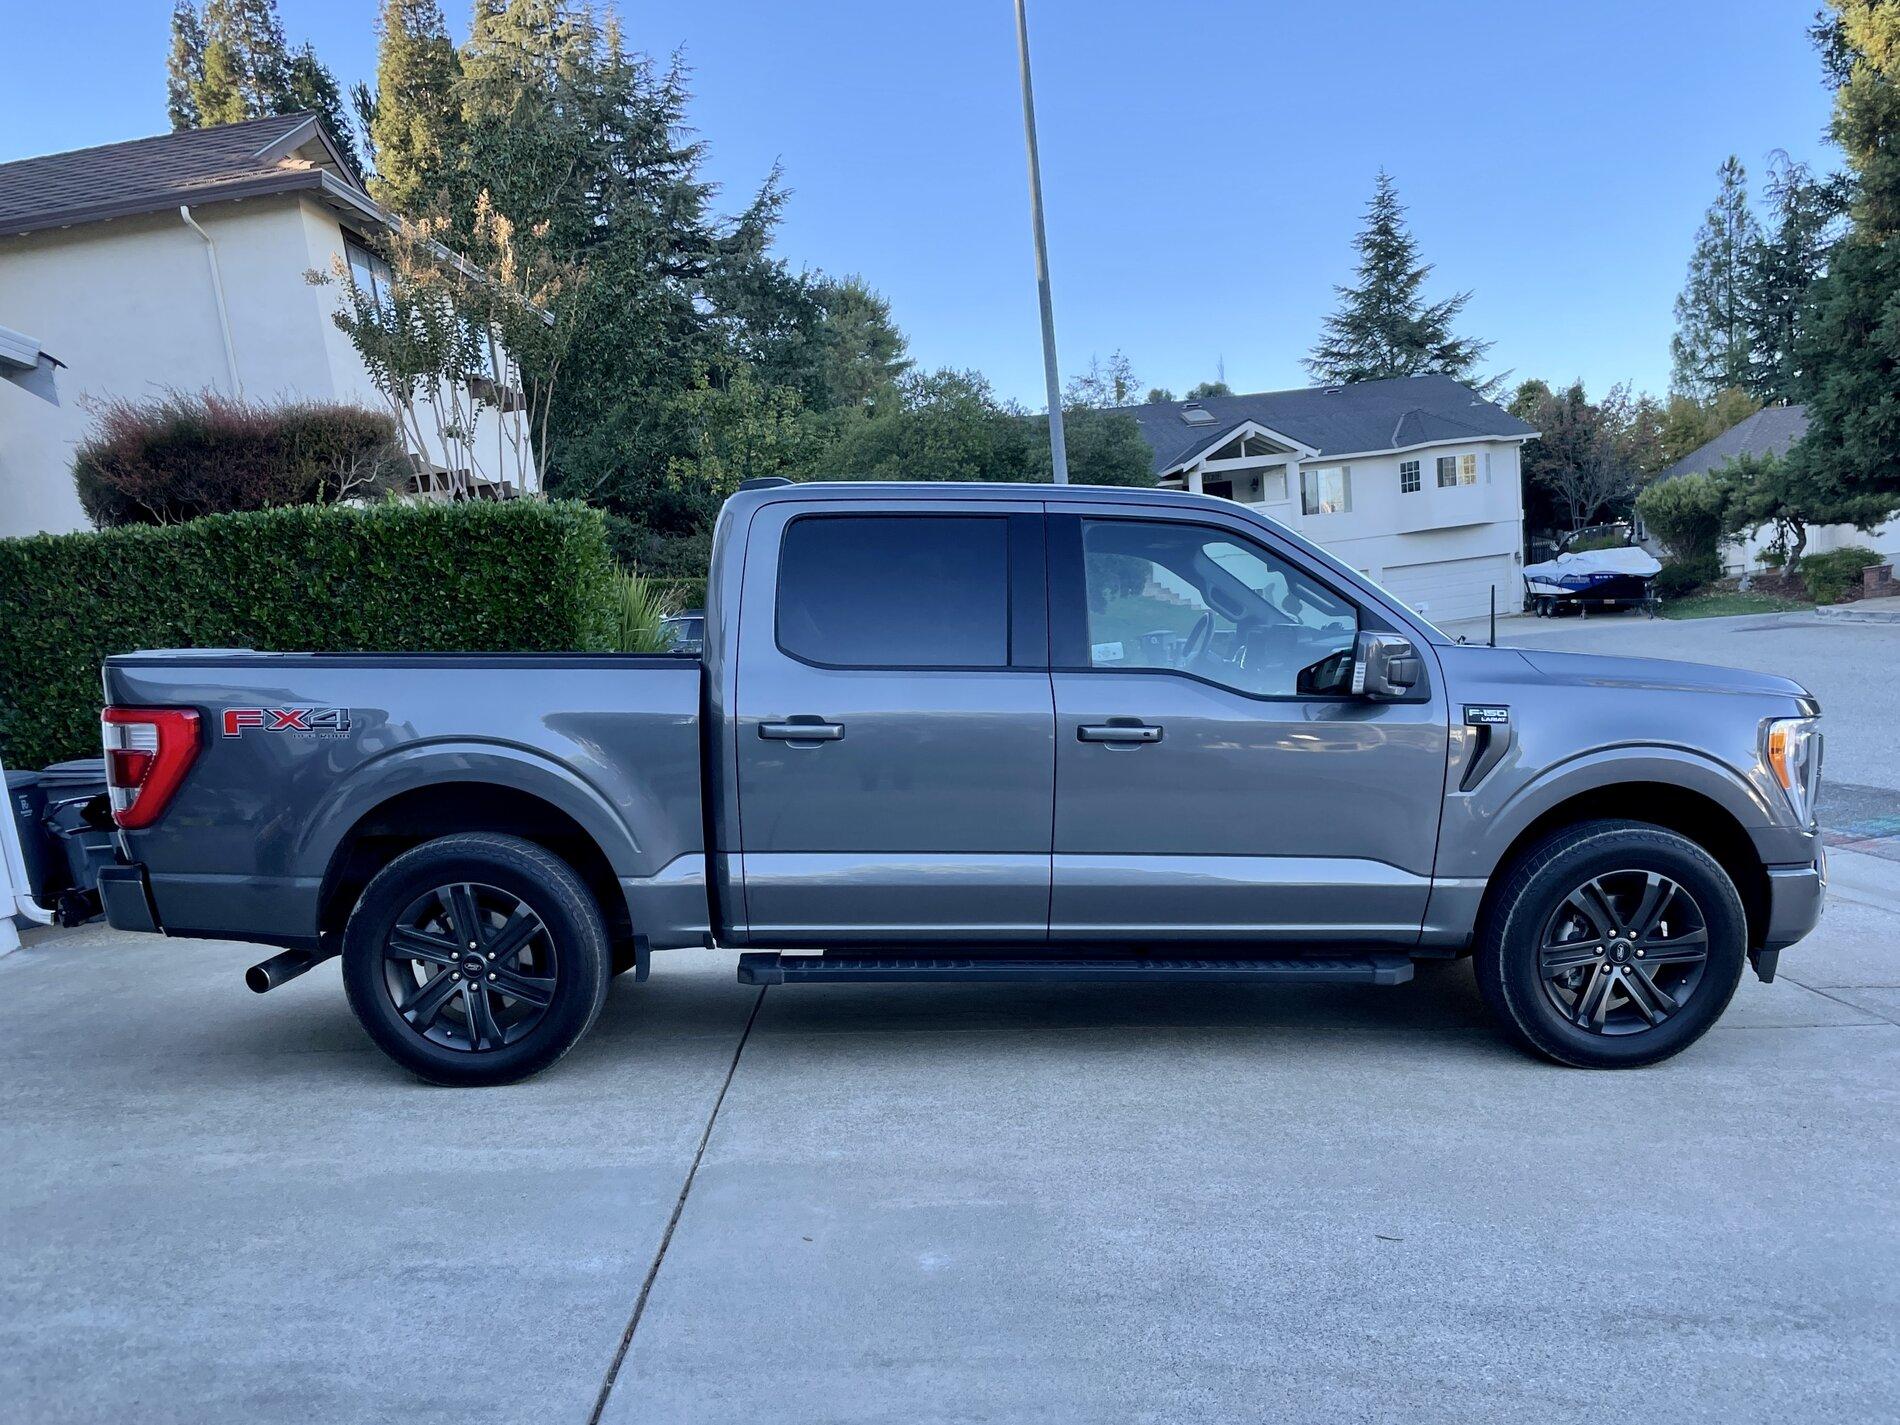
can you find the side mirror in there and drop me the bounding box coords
[1352,631,1422,699]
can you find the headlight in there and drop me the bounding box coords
[1764,717,1823,826]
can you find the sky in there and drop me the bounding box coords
[1,0,1842,407]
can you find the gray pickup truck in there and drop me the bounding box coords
[97,480,1826,1084]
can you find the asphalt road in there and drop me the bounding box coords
[2,609,1896,1423]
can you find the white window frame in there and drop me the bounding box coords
[1399,459,1421,494]
[1436,454,1457,489]
[1459,453,1479,486]
[1300,465,1352,516]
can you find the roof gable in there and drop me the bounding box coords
[1126,374,1537,476]
[0,113,369,239]
[1656,405,1809,481]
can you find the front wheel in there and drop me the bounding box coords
[1474,821,1747,1068]
[342,833,612,1086]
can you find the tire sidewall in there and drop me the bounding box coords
[1486,825,1748,1068]
[342,835,609,1086]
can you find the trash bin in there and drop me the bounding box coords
[39,758,113,923]
[5,767,58,905]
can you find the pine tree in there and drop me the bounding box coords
[166,0,207,130]
[1741,155,1845,404]
[194,34,249,125]
[1306,171,1492,388]
[1786,0,1900,531]
[1670,156,1761,396]
[366,0,463,214]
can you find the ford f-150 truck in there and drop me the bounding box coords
[96,479,1826,1084]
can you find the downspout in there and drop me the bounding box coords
[179,205,242,397]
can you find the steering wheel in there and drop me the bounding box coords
[1181,612,1212,668]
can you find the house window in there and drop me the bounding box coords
[1436,455,1457,488]
[1460,453,1479,486]
[344,239,394,315]
[1399,459,1421,494]
[1300,465,1351,515]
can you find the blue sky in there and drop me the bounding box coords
[4,1,1839,405]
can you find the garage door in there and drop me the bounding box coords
[1378,554,1516,624]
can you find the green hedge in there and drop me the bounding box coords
[0,500,617,769]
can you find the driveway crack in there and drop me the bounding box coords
[588,985,767,1423]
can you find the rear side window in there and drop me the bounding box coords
[777,515,1009,668]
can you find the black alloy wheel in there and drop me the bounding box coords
[383,882,558,1052]
[1536,870,1709,1035]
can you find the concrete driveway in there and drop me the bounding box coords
[3,609,1897,1423]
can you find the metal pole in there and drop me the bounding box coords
[1013,0,1068,484]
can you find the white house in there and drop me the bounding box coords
[1128,375,1536,624]
[0,112,535,540]
[1644,404,1900,574]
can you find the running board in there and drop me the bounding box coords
[737,952,1415,987]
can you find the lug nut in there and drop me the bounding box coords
[488,973,496,981]
[1635,949,1645,958]
[452,972,461,980]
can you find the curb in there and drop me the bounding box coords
[1813,600,1900,625]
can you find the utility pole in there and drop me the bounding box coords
[1013,0,1068,483]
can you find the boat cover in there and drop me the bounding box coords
[1523,547,1662,585]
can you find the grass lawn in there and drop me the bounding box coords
[1657,589,1814,620]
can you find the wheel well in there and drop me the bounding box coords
[318,783,630,949]
[1476,784,1770,949]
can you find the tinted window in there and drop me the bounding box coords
[778,516,1009,668]
[1079,519,1357,697]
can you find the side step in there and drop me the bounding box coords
[737,952,1415,987]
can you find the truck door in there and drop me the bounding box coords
[733,499,1053,944]
[1044,506,1447,943]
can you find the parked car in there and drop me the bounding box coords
[94,479,1824,1084]
[658,608,705,656]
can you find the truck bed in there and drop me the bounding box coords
[103,650,710,952]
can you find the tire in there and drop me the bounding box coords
[341,833,612,1086]
[1473,821,1747,1069]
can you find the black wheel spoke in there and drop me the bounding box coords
[464,983,505,1050]
[1540,940,1606,977]
[400,968,461,1029]
[1628,873,1677,942]
[485,907,543,964]
[490,966,555,1008]
[1638,929,1708,963]
[387,927,460,968]
[1622,964,1678,1025]
[1565,881,1618,941]
[448,883,484,950]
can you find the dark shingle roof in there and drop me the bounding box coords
[1124,374,1537,476]
[0,113,365,237]
[1656,404,1808,480]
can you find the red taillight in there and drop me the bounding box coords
[101,707,201,829]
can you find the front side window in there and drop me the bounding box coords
[1300,465,1351,515]
[1460,453,1480,485]
[1077,519,1358,697]
[1436,454,1458,488]
[1399,459,1421,494]
[777,515,1009,668]
[344,239,394,316]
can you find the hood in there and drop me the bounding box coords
[1516,649,1814,704]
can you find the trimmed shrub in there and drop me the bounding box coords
[74,392,408,527]
[1635,473,1730,572]
[0,500,616,768]
[1800,545,1883,605]
[1654,560,1717,600]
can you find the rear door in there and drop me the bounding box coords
[733,499,1053,944]
[1046,505,1448,943]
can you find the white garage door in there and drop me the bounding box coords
[1378,555,1516,625]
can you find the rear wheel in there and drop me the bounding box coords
[342,833,611,1086]
[1474,821,1747,1068]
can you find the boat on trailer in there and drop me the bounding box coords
[1523,546,1662,616]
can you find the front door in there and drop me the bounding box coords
[1046,507,1448,943]
[734,499,1053,944]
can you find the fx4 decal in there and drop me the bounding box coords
[222,708,353,737]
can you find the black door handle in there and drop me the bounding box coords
[759,719,844,742]
[1077,723,1163,744]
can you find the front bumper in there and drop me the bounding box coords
[1751,846,1826,981]
[98,863,160,935]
